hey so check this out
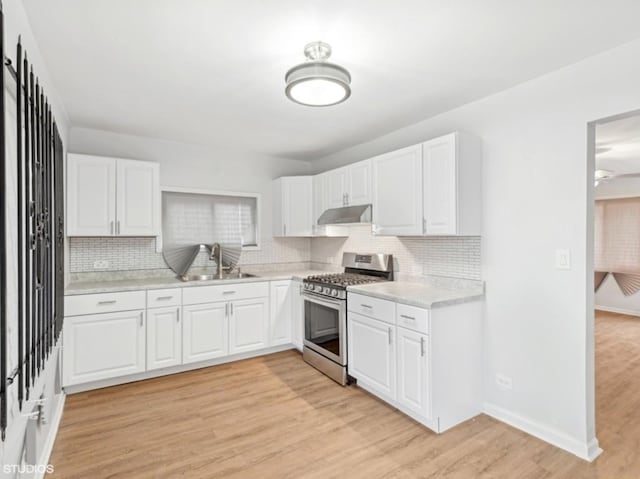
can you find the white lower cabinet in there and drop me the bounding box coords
[146,306,182,370]
[229,297,269,354]
[348,312,396,402]
[396,327,431,420]
[269,280,293,347]
[63,309,146,386]
[291,280,304,351]
[182,302,228,364]
[347,292,482,433]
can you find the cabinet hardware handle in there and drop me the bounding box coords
[156,296,173,300]
[230,303,234,315]
[140,312,144,327]
[361,304,373,309]
[118,220,121,235]
[423,218,427,234]
[388,327,392,345]
[400,314,415,321]
[97,300,116,305]
[421,336,425,357]
[223,291,236,295]
[110,221,114,235]
[176,309,180,322]
[225,303,229,316]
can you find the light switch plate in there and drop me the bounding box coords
[555,249,571,270]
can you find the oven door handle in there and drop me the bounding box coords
[302,292,343,310]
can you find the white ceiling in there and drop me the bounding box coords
[23,0,640,161]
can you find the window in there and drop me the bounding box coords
[162,190,259,248]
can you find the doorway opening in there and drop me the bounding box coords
[588,109,640,462]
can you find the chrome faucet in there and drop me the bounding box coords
[208,243,223,277]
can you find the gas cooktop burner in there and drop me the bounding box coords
[305,273,385,288]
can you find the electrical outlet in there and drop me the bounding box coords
[496,373,513,390]
[93,260,109,269]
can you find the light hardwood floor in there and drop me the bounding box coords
[48,311,640,478]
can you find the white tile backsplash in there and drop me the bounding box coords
[69,236,311,273]
[69,226,481,280]
[310,225,481,280]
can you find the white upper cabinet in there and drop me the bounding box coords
[371,132,482,237]
[116,159,160,236]
[422,132,481,236]
[272,176,313,237]
[348,159,372,206]
[67,154,160,237]
[326,160,372,208]
[371,145,423,236]
[326,167,348,208]
[312,173,327,227]
[67,154,117,236]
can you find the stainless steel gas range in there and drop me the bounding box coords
[302,252,393,385]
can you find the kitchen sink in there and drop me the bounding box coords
[179,272,257,282]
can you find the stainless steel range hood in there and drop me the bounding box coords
[317,204,372,225]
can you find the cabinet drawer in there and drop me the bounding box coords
[183,282,269,305]
[347,293,395,325]
[147,288,182,308]
[396,303,430,335]
[65,291,146,316]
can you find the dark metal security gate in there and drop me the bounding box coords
[0,1,65,440]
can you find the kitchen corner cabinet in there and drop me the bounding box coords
[272,176,313,237]
[62,309,146,386]
[67,153,160,237]
[291,279,304,351]
[326,159,372,208]
[270,280,293,346]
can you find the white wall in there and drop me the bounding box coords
[69,127,311,240]
[1,1,70,477]
[310,38,640,459]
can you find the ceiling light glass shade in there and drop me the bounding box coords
[285,42,351,107]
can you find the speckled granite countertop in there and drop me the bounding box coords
[65,269,333,296]
[347,278,484,309]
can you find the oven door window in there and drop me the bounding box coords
[305,299,340,357]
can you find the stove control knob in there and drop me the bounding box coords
[323,287,331,295]
[315,285,323,292]
[331,289,338,297]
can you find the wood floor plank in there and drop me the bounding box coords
[47,311,640,478]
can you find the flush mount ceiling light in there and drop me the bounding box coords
[285,41,351,107]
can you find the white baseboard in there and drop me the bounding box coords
[595,305,640,317]
[34,393,66,479]
[483,402,602,462]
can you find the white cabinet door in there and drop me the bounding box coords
[371,145,423,236]
[269,280,292,347]
[291,280,304,351]
[116,159,160,236]
[66,154,116,236]
[229,298,269,354]
[182,303,228,364]
[273,176,313,237]
[62,310,145,386]
[326,167,348,209]
[347,159,372,206]
[285,177,313,236]
[347,312,396,401]
[423,134,457,235]
[396,327,431,420]
[146,306,182,370]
